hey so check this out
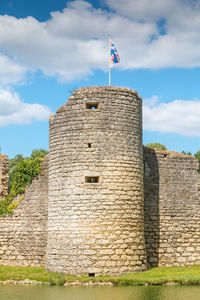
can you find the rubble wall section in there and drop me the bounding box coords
[144,147,200,267]
[0,157,48,266]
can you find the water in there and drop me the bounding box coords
[1,285,200,300]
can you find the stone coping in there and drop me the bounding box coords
[144,146,197,159]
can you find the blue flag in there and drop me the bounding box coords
[110,40,120,65]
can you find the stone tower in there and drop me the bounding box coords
[46,87,146,275]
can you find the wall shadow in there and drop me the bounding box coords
[143,147,160,268]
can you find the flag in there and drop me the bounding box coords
[110,40,120,66]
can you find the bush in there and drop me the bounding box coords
[145,142,167,151]
[0,149,48,216]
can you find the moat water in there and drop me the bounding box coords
[1,285,200,300]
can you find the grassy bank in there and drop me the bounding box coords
[1,265,200,286]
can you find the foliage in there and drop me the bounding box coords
[181,151,192,155]
[194,150,200,173]
[8,154,23,191]
[30,149,48,160]
[0,149,48,216]
[181,150,200,173]
[146,142,167,151]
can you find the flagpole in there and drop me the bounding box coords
[109,39,111,86]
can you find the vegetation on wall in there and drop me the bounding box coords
[194,151,200,173]
[0,149,48,216]
[181,150,192,155]
[1,143,200,216]
[145,142,167,150]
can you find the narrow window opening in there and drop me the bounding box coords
[86,103,99,110]
[88,273,95,277]
[88,143,92,148]
[85,176,99,183]
[164,154,167,158]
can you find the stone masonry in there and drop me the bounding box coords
[0,155,8,199]
[0,157,48,266]
[0,86,200,274]
[46,87,147,275]
[144,147,200,267]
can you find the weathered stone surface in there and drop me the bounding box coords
[144,147,200,268]
[46,86,147,275]
[0,155,8,199]
[0,87,200,275]
[0,157,48,266]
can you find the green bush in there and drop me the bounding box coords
[145,142,167,151]
[194,151,200,173]
[0,149,48,216]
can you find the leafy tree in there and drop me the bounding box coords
[145,142,167,151]
[0,149,48,216]
[181,151,192,155]
[181,151,200,173]
[8,154,24,192]
[194,151,200,173]
[30,149,48,160]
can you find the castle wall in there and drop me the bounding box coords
[0,157,48,266]
[0,155,8,199]
[46,87,147,275]
[2,87,200,273]
[144,147,200,267]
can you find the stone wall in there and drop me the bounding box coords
[0,155,8,199]
[46,86,147,275]
[0,157,48,266]
[144,147,200,267]
[1,87,200,274]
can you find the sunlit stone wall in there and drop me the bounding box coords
[46,87,146,275]
[144,147,200,268]
[0,157,48,266]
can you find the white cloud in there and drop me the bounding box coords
[105,0,183,22]
[0,0,200,83]
[0,54,26,85]
[0,89,51,127]
[143,95,200,136]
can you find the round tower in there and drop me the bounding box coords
[46,87,146,275]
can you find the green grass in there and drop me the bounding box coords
[1,265,200,286]
[113,265,200,285]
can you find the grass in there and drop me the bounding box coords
[113,265,200,286]
[1,265,200,286]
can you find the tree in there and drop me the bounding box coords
[145,142,167,151]
[181,150,200,173]
[194,151,200,173]
[8,149,48,192]
[30,149,48,160]
[0,149,48,216]
[8,154,24,192]
[181,151,192,155]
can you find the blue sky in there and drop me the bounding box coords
[1,0,200,158]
